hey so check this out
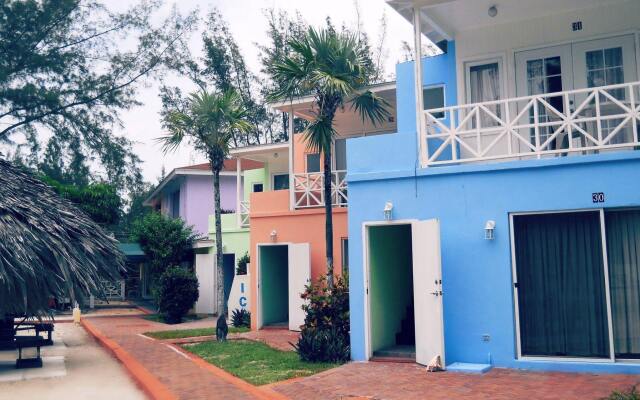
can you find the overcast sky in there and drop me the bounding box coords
[105,0,415,182]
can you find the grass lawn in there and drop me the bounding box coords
[144,326,249,340]
[183,339,339,385]
[142,314,205,324]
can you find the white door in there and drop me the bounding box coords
[256,246,264,329]
[412,219,445,367]
[288,243,311,331]
[516,44,574,152]
[195,252,215,314]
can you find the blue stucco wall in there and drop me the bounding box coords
[346,41,640,373]
[347,151,640,374]
[349,43,457,177]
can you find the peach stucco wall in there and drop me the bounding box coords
[249,206,348,330]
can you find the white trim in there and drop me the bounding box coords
[268,82,397,110]
[361,219,419,360]
[600,209,617,362]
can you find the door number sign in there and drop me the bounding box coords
[592,192,605,203]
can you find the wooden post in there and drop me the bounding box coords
[288,110,295,211]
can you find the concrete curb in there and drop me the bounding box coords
[81,318,177,400]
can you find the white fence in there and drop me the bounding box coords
[293,170,348,209]
[423,81,640,166]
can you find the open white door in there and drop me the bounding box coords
[288,243,310,331]
[412,219,445,367]
[195,252,215,314]
[256,247,263,329]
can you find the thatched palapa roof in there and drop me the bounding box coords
[0,159,124,316]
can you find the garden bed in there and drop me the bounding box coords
[182,339,338,385]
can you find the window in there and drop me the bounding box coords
[252,183,263,193]
[467,61,501,127]
[272,174,289,190]
[526,56,565,145]
[170,190,180,218]
[306,153,321,173]
[423,85,445,119]
[341,238,349,272]
[334,138,347,171]
[586,47,625,139]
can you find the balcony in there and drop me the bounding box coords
[423,81,640,167]
[293,170,348,209]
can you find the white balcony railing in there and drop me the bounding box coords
[240,200,250,227]
[423,81,640,166]
[293,170,348,209]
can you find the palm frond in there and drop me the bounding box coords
[349,90,391,126]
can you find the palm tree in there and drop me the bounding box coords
[269,27,390,289]
[159,90,251,316]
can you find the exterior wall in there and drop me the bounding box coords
[348,152,640,374]
[452,1,640,103]
[248,207,348,330]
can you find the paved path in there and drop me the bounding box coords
[84,316,272,400]
[0,323,145,400]
[271,361,640,400]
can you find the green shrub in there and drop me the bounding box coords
[603,387,640,400]
[236,252,249,275]
[231,308,251,327]
[157,266,199,324]
[294,275,350,363]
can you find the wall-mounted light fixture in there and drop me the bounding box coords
[484,220,496,240]
[488,5,498,18]
[384,202,394,221]
[270,229,277,242]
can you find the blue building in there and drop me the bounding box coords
[347,0,640,373]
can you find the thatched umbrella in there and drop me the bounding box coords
[0,159,124,321]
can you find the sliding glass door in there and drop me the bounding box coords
[605,210,640,359]
[513,209,640,360]
[513,211,610,358]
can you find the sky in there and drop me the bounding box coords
[105,0,415,182]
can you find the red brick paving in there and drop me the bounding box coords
[271,361,640,400]
[84,316,268,399]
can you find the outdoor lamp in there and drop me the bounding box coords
[270,229,277,242]
[484,220,496,240]
[383,202,393,221]
[488,5,498,17]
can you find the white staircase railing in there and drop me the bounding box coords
[293,170,348,209]
[423,81,640,166]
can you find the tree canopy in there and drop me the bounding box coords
[0,0,197,193]
[0,159,124,316]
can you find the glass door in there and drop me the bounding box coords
[572,35,638,146]
[516,45,574,153]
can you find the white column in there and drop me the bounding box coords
[288,110,295,211]
[413,6,427,167]
[236,157,242,228]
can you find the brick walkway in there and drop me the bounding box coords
[271,361,640,400]
[84,316,270,400]
[232,329,300,351]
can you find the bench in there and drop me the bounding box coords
[15,336,47,369]
[14,322,54,345]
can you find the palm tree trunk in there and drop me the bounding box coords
[323,147,334,289]
[212,168,225,317]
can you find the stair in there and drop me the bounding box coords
[395,303,415,346]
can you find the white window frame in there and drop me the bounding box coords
[422,83,447,120]
[464,57,506,105]
[271,172,290,191]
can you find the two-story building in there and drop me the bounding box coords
[347,0,640,374]
[222,83,398,330]
[144,160,260,313]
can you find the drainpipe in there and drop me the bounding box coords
[413,6,427,167]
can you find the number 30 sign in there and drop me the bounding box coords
[592,192,605,203]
